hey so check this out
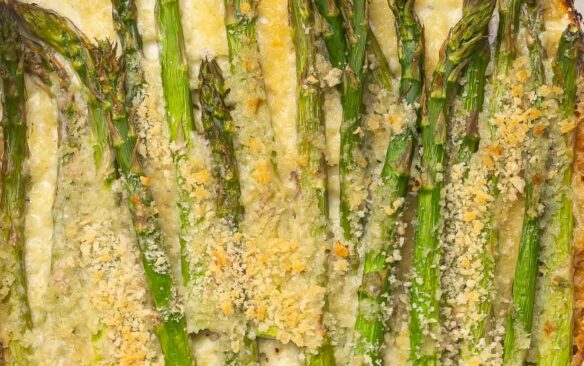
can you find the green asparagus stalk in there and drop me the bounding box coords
[289,1,334,364]
[154,0,195,153]
[446,3,491,359]
[534,23,581,366]
[452,41,492,362]
[199,59,244,226]
[290,0,328,234]
[111,0,143,106]
[390,0,424,109]
[338,0,369,242]
[153,0,200,286]
[314,0,347,70]
[351,0,424,363]
[502,2,547,364]
[199,58,258,365]
[23,31,120,361]
[0,7,32,365]
[451,41,489,166]
[408,2,495,365]
[10,4,194,365]
[487,0,523,122]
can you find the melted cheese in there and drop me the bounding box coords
[369,0,399,75]
[542,0,571,58]
[180,0,229,85]
[257,0,299,184]
[24,77,58,325]
[21,0,117,40]
[416,0,463,75]
[12,1,579,365]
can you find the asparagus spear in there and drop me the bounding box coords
[10,4,194,365]
[290,0,328,245]
[199,58,258,365]
[450,41,489,166]
[289,1,334,364]
[444,3,491,358]
[534,22,581,366]
[338,0,369,242]
[111,0,143,106]
[487,0,523,122]
[449,41,492,362]
[351,0,424,363]
[153,0,201,286]
[314,0,347,70]
[502,2,548,364]
[408,2,495,364]
[0,7,32,364]
[199,59,243,226]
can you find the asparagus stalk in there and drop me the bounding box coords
[338,0,369,242]
[351,0,424,363]
[290,0,328,239]
[408,2,495,364]
[445,3,491,358]
[0,7,32,364]
[502,2,547,364]
[224,0,257,58]
[153,0,200,286]
[487,0,523,122]
[10,4,194,365]
[390,0,424,111]
[199,58,258,365]
[534,23,581,366]
[289,1,334,364]
[199,59,244,226]
[451,41,492,362]
[450,41,489,166]
[314,0,347,70]
[111,0,143,106]
[23,31,122,361]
